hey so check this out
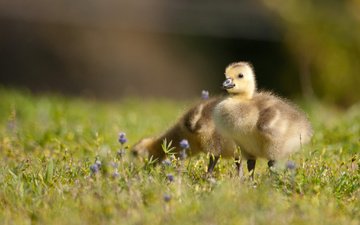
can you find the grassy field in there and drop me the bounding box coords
[0,88,359,225]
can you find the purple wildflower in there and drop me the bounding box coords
[112,170,120,178]
[95,160,102,168]
[118,132,127,145]
[162,159,172,167]
[201,90,209,100]
[179,139,190,149]
[163,194,171,202]
[166,174,175,182]
[286,160,296,170]
[90,164,99,174]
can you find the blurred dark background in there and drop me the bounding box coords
[1,0,359,105]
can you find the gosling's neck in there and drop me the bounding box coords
[229,88,256,100]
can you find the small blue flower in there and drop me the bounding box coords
[112,170,120,178]
[286,160,296,170]
[166,174,174,182]
[95,160,102,168]
[90,164,99,174]
[163,193,171,202]
[118,132,127,145]
[201,90,209,100]
[179,139,190,149]
[162,159,172,166]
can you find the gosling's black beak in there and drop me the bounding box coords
[222,78,235,89]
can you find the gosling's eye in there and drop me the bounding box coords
[238,73,244,78]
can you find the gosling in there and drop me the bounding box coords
[132,97,238,174]
[213,62,313,178]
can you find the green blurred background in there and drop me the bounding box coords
[1,0,359,106]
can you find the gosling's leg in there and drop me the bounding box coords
[207,155,220,174]
[235,157,244,178]
[247,159,256,180]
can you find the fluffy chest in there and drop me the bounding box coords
[214,98,259,135]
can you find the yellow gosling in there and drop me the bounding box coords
[213,62,313,178]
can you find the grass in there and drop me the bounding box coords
[0,88,359,225]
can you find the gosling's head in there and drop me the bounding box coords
[131,137,155,158]
[222,62,256,98]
